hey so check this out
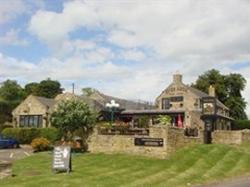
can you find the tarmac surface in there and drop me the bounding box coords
[0,145,33,162]
[197,175,250,187]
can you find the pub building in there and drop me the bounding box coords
[119,73,233,131]
[12,73,233,132]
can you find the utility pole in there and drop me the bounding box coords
[72,83,75,94]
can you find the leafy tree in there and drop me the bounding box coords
[82,87,96,96]
[0,80,25,101]
[25,78,63,98]
[50,100,97,150]
[192,69,227,103]
[192,69,247,120]
[0,80,25,124]
[24,82,39,96]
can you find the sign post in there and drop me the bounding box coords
[52,146,72,173]
[201,97,217,144]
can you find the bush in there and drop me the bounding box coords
[40,128,60,143]
[18,128,40,144]
[232,120,250,130]
[31,137,50,152]
[2,127,61,144]
[0,122,13,132]
[2,128,20,140]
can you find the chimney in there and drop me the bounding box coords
[208,85,215,97]
[173,73,183,84]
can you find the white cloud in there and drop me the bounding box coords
[0,0,45,25]
[120,49,146,61]
[0,0,26,25]
[0,52,129,82]
[29,0,250,61]
[0,29,29,46]
[4,0,250,117]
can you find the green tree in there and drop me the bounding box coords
[0,80,25,124]
[192,69,227,103]
[192,69,247,120]
[50,100,97,150]
[0,80,25,101]
[24,82,39,96]
[30,78,63,98]
[82,87,96,96]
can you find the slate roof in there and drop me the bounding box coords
[188,86,229,110]
[34,96,56,108]
[89,90,155,110]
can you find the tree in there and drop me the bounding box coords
[50,100,97,150]
[0,80,25,124]
[82,87,96,96]
[25,78,63,98]
[192,69,227,103]
[192,69,247,120]
[24,82,39,96]
[0,80,25,101]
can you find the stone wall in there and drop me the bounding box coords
[212,130,250,145]
[88,125,203,159]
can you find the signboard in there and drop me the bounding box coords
[52,146,71,173]
[202,97,216,115]
[134,138,164,147]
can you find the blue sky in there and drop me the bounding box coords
[0,0,250,117]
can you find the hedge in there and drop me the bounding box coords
[232,120,250,130]
[2,127,60,144]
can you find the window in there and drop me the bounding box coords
[19,115,43,128]
[170,96,183,102]
[162,98,170,109]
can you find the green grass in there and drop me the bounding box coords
[1,144,250,187]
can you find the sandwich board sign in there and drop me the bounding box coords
[52,146,71,173]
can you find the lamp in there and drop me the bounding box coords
[106,100,120,125]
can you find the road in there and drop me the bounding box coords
[197,176,250,187]
[0,146,33,162]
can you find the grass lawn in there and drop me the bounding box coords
[1,144,250,187]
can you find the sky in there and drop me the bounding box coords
[0,0,250,117]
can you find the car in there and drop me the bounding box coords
[0,134,19,149]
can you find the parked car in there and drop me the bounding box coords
[0,134,19,148]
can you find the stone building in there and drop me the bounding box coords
[12,74,233,130]
[12,91,152,128]
[12,95,55,128]
[120,73,233,130]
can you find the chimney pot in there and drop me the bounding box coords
[173,73,183,83]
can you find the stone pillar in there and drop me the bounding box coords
[149,124,168,138]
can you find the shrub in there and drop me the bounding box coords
[31,137,50,152]
[0,122,13,132]
[40,128,60,143]
[232,120,250,130]
[157,115,171,125]
[2,127,61,144]
[18,128,40,144]
[2,128,20,140]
